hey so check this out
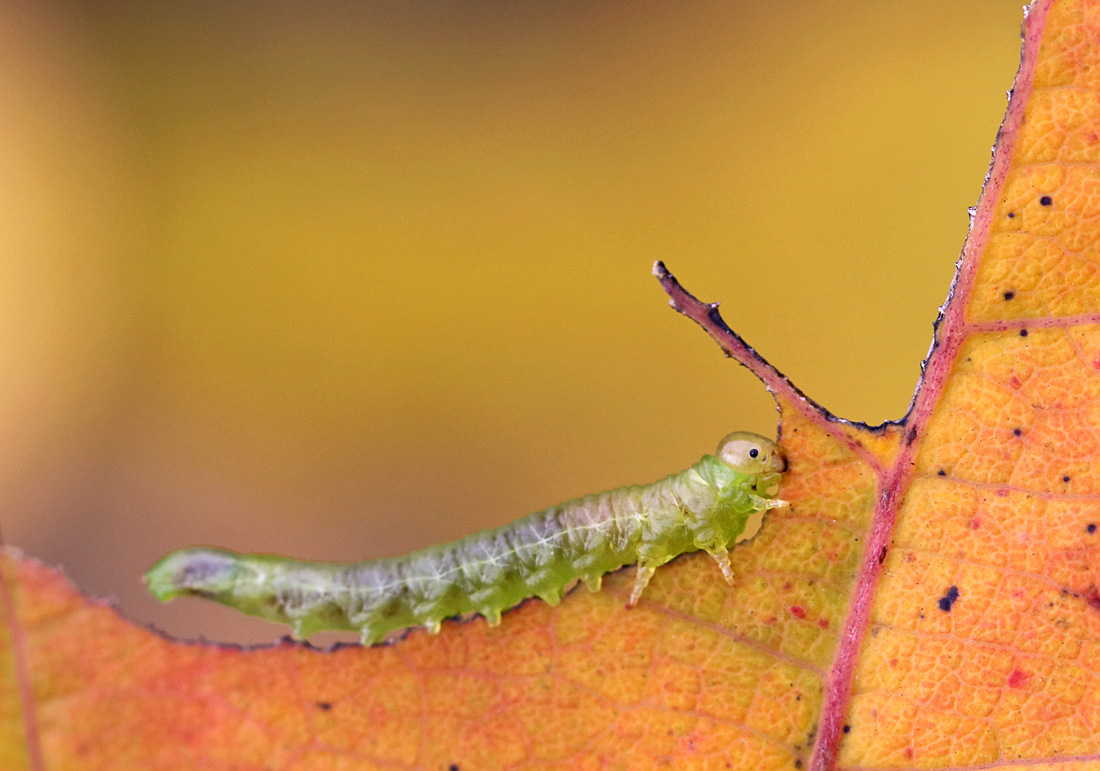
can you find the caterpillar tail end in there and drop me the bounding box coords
[145,547,240,603]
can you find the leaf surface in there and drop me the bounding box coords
[4,0,1100,769]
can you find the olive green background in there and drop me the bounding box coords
[0,0,1024,642]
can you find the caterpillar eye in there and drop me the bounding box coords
[749,448,759,458]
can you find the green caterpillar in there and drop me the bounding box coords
[146,431,787,645]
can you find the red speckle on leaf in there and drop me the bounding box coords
[1008,668,1030,688]
[889,659,898,667]
[1086,590,1100,613]
[971,517,981,530]
[790,606,806,619]
[817,618,829,629]
[905,748,914,760]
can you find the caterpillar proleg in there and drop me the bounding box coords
[146,431,787,645]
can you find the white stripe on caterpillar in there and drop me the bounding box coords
[146,431,787,644]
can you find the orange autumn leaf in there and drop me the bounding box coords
[3,0,1100,769]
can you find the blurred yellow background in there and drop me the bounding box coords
[0,0,1024,643]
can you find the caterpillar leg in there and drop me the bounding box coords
[537,588,562,607]
[627,564,656,608]
[707,544,736,585]
[584,574,602,593]
[751,494,790,510]
[358,625,384,646]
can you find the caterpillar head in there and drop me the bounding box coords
[716,431,786,475]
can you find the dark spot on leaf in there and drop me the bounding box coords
[938,585,960,612]
[1004,291,1015,300]
[906,427,917,444]
[1013,428,1022,436]
[316,701,332,711]
[795,761,803,769]
[937,469,946,477]
[450,765,460,771]
[1088,523,1096,534]
[1040,195,1053,206]
[1064,476,1071,483]
[1020,329,1029,337]
[877,547,887,564]
[1007,212,1015,218]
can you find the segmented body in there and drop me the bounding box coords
[146,432,787,644]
